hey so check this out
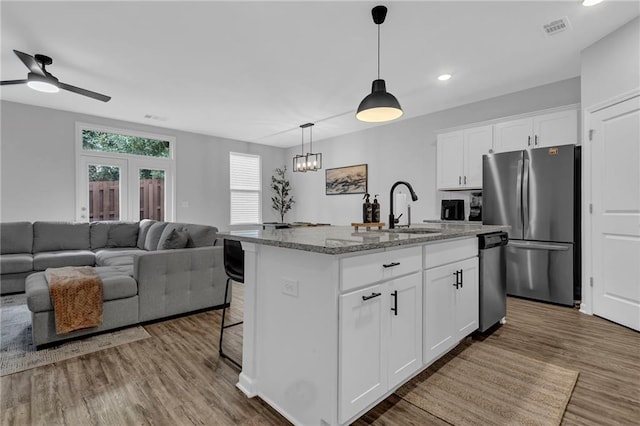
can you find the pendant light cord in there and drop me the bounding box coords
[377,24,381,79]
[309,125,313,153]
[301,126,304,155]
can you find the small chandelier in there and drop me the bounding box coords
[293,123,322,173]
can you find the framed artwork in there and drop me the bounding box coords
[325,164,368,195]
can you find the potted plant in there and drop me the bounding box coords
[271,166,295,223]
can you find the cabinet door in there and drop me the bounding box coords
[423,265,456,365]
[454,257,479,339]
[532,109,578,148]
[437,131,464,189]
[339,284,387,423]
[388,272,422,388]
[463,125,493,188]
[494,118,533,153]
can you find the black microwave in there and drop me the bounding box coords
[441,199,465,221]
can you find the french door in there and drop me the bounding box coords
[77,155,173,222]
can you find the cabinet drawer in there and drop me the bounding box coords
[424,237,477,269]
[341,246,422,292]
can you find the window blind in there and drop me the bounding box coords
[230,152,261,224]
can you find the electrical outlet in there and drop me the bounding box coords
[282,278,298,297]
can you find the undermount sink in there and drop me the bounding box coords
[378,228,441,234]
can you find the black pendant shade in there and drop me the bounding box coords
[356,5,403,123]
[356,79,403,122]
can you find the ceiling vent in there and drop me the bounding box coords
[542,17,571,36]
[144,114,168,122]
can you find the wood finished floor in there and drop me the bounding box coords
[1,284,639,425]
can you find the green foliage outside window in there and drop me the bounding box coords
[82,130,170,158]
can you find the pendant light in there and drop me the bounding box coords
[293,123,322,172]
[356,5,403,123]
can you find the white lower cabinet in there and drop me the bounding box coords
[424,257,479,365]
[339,272,422,423]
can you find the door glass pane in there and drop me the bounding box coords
[89,165,120,221]
[139,169,165,220]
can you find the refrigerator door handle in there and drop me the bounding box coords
[523,157,530,235]
[508,241,570,251]
[516,159,523,227]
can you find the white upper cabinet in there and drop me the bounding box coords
[436,131,464,189]
[494,108,578,153]
[437,125,493,190]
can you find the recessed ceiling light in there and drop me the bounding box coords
[581,0,604,6]
[438,74,452,81]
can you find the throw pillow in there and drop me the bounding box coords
[159,229,189,250]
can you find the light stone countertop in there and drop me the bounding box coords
[219,223,509,255]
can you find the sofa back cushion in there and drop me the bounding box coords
[1,222,33,254]
[32,222,90,253]
[106,223,139,247]
[144,222,168,251]
[137,219,156,249]
[181,223,218,247]
[156,222,218,249]
[90,222,110,249]
[91,222,140,249]
[158,229,190,250]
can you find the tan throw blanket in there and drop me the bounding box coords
[45,266,103,334]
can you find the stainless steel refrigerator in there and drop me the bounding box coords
[483,145,580,306]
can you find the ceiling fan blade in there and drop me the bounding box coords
[0,79,28,86]
[13,50,46,76]
[58,82,111,102]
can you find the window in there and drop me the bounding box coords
[82,129,170,157]
[76,123,175,222]
[230,152,261,225]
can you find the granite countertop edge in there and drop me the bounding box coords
[219,225,508,255]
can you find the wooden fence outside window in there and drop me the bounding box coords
[89,179,164,221]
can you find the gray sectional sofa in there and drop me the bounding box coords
[0,220,228,346]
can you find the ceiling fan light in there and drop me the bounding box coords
[27,73,59,93]
[356,79,403,122]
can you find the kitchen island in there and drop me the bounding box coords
[220,223,507,426]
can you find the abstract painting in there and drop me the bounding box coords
[325,164,368,195]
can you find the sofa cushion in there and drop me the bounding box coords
[89,221,110,249]
[181,223,218,248]
[159,229,189,250]
[137,219,156,249]
[33,222,90,253]
[1,222,33,254]
[26,266,137,313]
[144,222,167,251]
[33,250,95,271]
[95,248,146,267]
[0,253,33,274]
[106,223,139,247]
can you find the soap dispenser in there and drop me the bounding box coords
[362,193,373,223]
[372,194,381,223]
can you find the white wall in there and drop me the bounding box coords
[0,101,287,229]
[287,77,581,225]
[581,17,640,109]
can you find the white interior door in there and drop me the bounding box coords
[590,95,640,331]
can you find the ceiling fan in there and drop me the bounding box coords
[1,50,111,102]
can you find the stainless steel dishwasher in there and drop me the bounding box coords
[478,232,508,332]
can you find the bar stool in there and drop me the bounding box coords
[219,238,244,369]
